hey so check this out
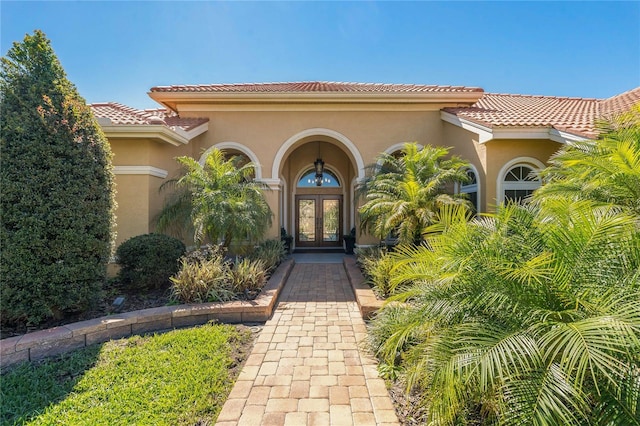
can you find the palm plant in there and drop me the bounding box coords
[358,143,470,245]
[535,103,640,215]
[369,201,640,425]
[156,148,272,248]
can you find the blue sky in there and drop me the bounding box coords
[2,1,639,110]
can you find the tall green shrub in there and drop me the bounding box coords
[0,30,116,325]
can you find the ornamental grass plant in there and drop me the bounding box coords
[169,240,286,304]
[170,257,234,303]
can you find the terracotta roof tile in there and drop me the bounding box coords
[444,88,640,138]
[150,81,484,94]
[600,87,640,116]
[90,102,208,132]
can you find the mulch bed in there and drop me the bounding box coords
[1,284,171,339]
[387,381,429,425]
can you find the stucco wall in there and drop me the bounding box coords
[442,122,488,212]
[110,138,192,245]
[104,105,568,249]
[185,109,445,179]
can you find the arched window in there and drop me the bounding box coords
[502,165,541,204]
[297,169,340,187]
[460,168,479,212]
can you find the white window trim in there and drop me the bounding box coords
[456,164,481,212]
[383,142,424,155]
[496,157,545,205]
[199,142,263,180]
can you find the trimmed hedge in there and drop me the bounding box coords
[116,234,185,290]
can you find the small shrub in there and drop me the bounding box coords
[229,258,267,298]
[356,246,396,298]
[249,239,286,273]
[116,234,185,290]
[170,257,234,303]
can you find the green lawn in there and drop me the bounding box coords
[1,323,252,426]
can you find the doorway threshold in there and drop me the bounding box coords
[293,248,345,254]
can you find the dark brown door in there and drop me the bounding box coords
[295,195,342,247]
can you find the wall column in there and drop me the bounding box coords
[260,178,283,239]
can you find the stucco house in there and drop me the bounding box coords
[90,82,640,250]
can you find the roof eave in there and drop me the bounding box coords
[148,91,485,112]
[100,125,190,146]
[441,111,594,144]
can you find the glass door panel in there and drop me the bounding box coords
[298,199,316,242]
[322,199,339,242]
[295,195,342,248]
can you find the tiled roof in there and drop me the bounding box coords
[150,81,484,94]
[443,88,640,138]
[90,102,208,132]
[600,87,640,116]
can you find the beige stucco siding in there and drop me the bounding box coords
[113,174,150,245]
[186,110,445,178]
[442,122,488,212]
[110,138,193,245]
[103,98,576,250]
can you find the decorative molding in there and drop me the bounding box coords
[200,142,263,180]
[113,166,168,179]
[272,128,365,181]
[258,178,283,191]
[383,142,424,155]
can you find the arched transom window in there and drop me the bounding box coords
[297,169,340,187]
[502,165,541,204]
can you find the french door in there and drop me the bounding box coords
[295,195,342,247]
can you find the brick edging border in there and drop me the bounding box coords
[343,257,384,319]
[0,259,295,370]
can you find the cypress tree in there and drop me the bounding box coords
[1,30,116,326]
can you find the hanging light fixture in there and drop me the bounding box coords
[314,142,324,186]
[314,158,324,186]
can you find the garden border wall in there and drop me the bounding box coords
[0,259,294,370]
[343,256,384,319]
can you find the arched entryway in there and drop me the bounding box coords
[274,129,363,251]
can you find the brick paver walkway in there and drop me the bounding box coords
[216,262,400,426]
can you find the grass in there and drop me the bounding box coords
[1,323,252,426]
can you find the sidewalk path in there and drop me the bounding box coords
[215,262,400,425]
